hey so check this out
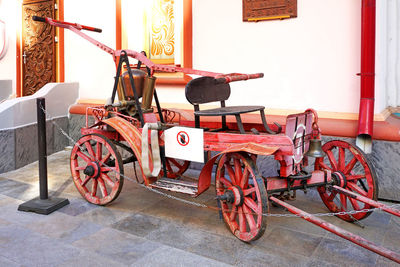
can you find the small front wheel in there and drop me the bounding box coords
[215,152,268,242]
[70,134,124,205]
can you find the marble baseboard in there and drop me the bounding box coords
[0,129,16,173]
[68,115,94,145]
[0,116,70,174]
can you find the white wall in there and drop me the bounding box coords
[0,0,18,95]
[64,0,116,100]
[191,0,361,113]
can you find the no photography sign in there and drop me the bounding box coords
[165,127,204,163]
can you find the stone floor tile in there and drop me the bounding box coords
[131,245,233,267]
[56,251,123,267]
[0,199,55,226]
[145,222,211,250]
[381,220,400,253]
[0,178,30,195]
[77,205,132,226]
[236,246,311,267]
[186,232,253,265]
[306,259,341,267]
[0,255,23,267]
[375,256,400,267]
[312,237,378,266]
[142,196,216,225]
[0,218,11,227]
[57,198,99,216]
[257,226,324,257]
[72,228,163,265]
[0,225,80,267]
[111,213,168,238]
[26,212,103,243]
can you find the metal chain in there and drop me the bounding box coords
[39,104,400,218]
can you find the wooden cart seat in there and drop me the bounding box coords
[195,106,264,116]
[185,76,279,134]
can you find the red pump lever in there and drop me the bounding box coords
[32,16,102,33]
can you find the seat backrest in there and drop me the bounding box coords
[185,76,231,105]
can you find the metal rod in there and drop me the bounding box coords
[269,196,400,264]
[37,98,48,200]
[332,185,400,217]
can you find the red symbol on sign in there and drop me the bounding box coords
[177,131,190,146]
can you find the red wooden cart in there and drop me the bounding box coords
[33,16,400,263]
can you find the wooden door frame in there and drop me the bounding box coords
[16,0,64,97]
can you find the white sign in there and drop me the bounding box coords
[164,126,204,163]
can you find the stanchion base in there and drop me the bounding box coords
[18,197,70,215]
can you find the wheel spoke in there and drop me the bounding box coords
[344,157,358,174]
[318,160,332,171]
[84,141,96,160]
[230,205,238,222]
[242,204,256,231]
[225,163,237,185]
[347,182,368,197]
[347,174,365,181]
[244,197,259,213]
[219,177,232,188]
[81,176,91,187]
[340,194,348,210]
[349,197,361,211]
[338,147,345,171]
[168,158,182,168]
[326,150,338,170]
[240,167,249,188]
[98,178,108,197]
[166,161,174,173]
[76,150,92,164]
[243,187,256,196]
[101,166,116,173]
[100,152,112,165]
[74,166,86,171]
[91,179,98,197]
[234,158,242,185]
[96,142,102,161]
[101,173,115,188]
[327,191,338,202]
[238,207,246,233]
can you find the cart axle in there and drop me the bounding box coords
[269,196,400,264]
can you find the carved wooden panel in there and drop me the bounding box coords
[22,0,55,96]
[243,0,297,22]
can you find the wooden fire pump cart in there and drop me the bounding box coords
[33,16,400,263]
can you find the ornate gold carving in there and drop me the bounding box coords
[149,0,175,62]
[22,1,55,96]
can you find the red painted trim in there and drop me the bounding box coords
[16,29,21,97]
[116,0,121,50]
[357,0,376,137]
[59,0,65,82]
[183,0,192,69]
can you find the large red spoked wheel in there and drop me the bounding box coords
[70,134,124,205]
[163,158,190,178]
[315,140,378,221]
[215,152,268,242]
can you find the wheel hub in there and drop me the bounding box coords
[217,186,244,206]
[332,171,347,188]
[83,161,101,179]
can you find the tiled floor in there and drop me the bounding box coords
[0,150,399,266]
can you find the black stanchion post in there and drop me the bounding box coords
[37,97,48,199]
[18,97,69,215]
